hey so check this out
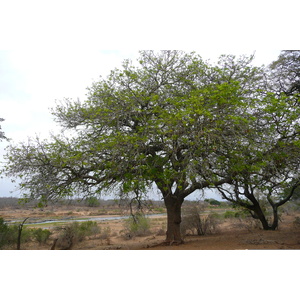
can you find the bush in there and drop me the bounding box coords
[33,228,52,245]
[181,205,219,236]
[58,221,100,249]
[0,219,34,249]
[0,218,9,249]
[85,197,100,207]
[224,211,240,219]
[123,213,151,238]
[210,212,223,219]
[209,200,221,206]
[204,199,221,206]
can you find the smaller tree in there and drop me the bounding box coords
[213,88,300,230]
[217,176,300,230]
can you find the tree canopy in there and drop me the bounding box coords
[268,50,300,97]
[214,51,300,229]
[3,50,300,242]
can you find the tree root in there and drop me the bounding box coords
[152,239,185,247]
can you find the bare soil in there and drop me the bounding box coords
[1,205,300,250]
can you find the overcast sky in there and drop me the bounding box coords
[0,49,282,198]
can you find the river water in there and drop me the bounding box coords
[22,213,166,226]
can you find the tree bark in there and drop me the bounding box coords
[164,195,184,244]
[252,203,271,230]
[270,207,279,230]
[252,204,279,230]
[17,217,29,250]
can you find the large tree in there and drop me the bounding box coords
[3,51,272,243]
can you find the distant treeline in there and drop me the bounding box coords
[0,197,167,209]
[0,197,21,208]
[0,196,228,209]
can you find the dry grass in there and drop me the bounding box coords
[1,204,299,250]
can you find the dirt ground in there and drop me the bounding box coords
[1,205,300,250]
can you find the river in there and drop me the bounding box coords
[20,213,167,227]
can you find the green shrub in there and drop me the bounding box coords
[9,224,33,243]
[58,221,100,249]
[33,228,52,244]
[209,200,221,206]
[0,218,9,249]
[0,218,34,249]
[85,197,100,207]
[210,212,223,219]
[224,211,240,218]
[123,213,150,238]
[78,221,100,238]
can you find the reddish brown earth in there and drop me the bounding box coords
[1,205,299,250]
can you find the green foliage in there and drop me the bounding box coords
[71,221,100,241]
[58,221,100,249]
[123,213,151,238]
[33,228,52,244]
[224,211,240,219]
[209,212,223,219]
[0,218,9,249]
[85,196,100,207]
[2,51,266,207]
[209,199,221,206]
[0,218,34,249]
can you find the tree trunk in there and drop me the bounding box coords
[270,207,279,230]
[17,217,29,250]
[164,195,184,244]
[252,204,279,230]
